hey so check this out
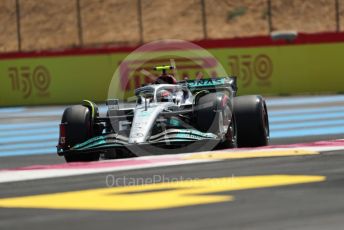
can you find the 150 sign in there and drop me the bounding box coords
[228,54,273,87]
[8,66,51,98]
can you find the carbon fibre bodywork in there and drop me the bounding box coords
[57,77,238,158]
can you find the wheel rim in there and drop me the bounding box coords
[228,114,237,145]
[221,106,231,134]
[262,103,270,140]
[222,105,237,145]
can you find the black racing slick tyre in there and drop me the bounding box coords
[61,105,99,162]
[233,95,269,147]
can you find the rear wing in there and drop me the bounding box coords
[180,77,237,94]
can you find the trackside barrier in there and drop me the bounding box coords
[1,32,344,106]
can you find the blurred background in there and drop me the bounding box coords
[0,0,342,52]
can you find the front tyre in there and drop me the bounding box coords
[61,105,100,162]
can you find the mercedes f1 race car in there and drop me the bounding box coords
[57,65,269,162]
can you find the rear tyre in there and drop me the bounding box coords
[234,95,269,147]
[61,105,100,162]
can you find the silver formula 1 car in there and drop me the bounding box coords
[57,65,269,162]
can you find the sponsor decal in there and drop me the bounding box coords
[228,54,272,87]
[8,65,51,98]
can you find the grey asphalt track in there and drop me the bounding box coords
[1,96,344,230]
[1,150,344,230]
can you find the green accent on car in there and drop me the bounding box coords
[187,78,225,88]
[72,135,105,149]
[76,139,107,150]
[168,118,180,126]
[70,129,218,151]
[139,110,151,117]
[82,100,96,119]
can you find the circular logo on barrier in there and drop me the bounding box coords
[33,65,51,94]
[254,55,272,80]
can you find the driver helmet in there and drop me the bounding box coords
[157,89,173,102]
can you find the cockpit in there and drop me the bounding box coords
[135,84,191,105]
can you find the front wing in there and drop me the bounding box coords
[58,129,219,156]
